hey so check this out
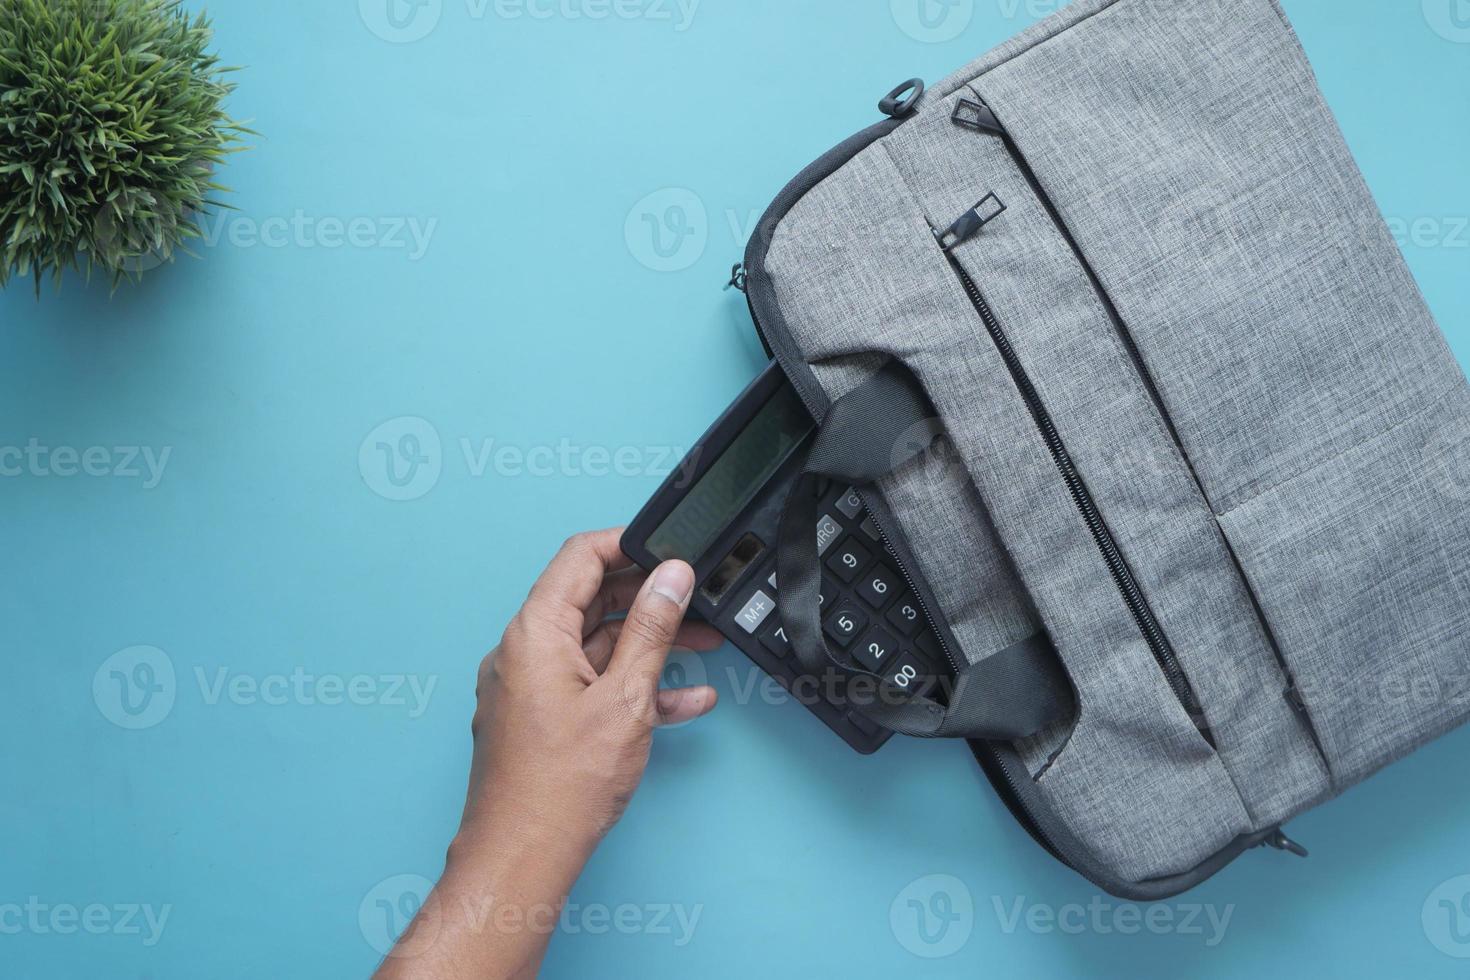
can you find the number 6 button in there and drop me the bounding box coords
[857,566,898,609]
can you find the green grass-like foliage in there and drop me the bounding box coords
[0,0,246,292]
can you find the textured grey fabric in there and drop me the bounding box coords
[767,135,1252,883]
[880,78,1334,834]
[1219,381,1470,787]
[758,0,1470,888]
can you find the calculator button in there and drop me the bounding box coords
[768,571,778,590]
[835,486,864,520]
[760,619,790,657]
[859,516,882,542]
[816,514,842,556]
[819,578,834,611]
[853,628,898,672]
[915,629,941,659]
[885,593,924,638]
[734,590,776,635]
[825,538,873,584]
[857,566,900,610]
[883,652,936,699]
[823,605,866,649]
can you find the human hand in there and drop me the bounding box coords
[454,528,723,861]
[375,529,722,979]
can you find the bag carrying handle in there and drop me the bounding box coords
[775,361,1073,740]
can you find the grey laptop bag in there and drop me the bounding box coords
[743,0,1470,899]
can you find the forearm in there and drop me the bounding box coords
[373,820,597,980]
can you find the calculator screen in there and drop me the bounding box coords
[646,382,813,563]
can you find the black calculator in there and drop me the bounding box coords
[621,363,948,754]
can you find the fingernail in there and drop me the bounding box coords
[651,561,694,604]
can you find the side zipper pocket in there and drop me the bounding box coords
[932,194,1215,748]
[953,92,1336,772]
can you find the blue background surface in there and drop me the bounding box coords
[1,1,1467,976]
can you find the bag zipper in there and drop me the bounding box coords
[744,279,1067,864]
[952,93,1339,765]
[952,97,1191,466]
[736,96,1071,871]
[737,91,1311,888]
[936,218,1214,746]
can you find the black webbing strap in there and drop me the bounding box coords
[776,362,1072,740]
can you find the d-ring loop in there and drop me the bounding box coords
[879,78,925,119]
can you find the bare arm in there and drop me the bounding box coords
[373,529,721,979]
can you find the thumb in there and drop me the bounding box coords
[606,560,696,693]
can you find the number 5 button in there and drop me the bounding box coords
[823,605,866,649]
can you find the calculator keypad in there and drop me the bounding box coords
[823,604,866,649]
[759,619,790,657]
[835,486,864,520]
[825,537,872,584]
[735,590,776,635]
[853,628,898,672]
[815,514,842,556]
[884,592,924,638]
[721,484,949,745]
[857,567,899,610]
[883,651,936,698]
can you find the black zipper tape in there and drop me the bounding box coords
[937,220,1214,746]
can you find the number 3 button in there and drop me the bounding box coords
[884,592,923,638]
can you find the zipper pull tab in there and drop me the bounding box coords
[1263,829,1309,858]
[935,193,1007,251]
[725,263,747,292]
[952,98,1005,135]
